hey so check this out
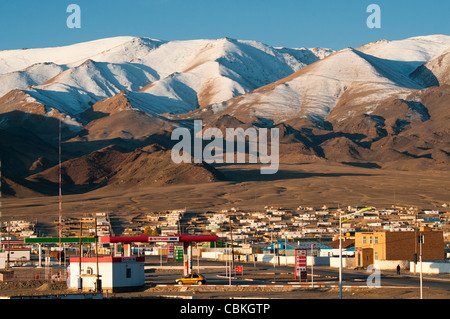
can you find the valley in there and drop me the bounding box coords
[0,34,449,231]
[2,162,449,237]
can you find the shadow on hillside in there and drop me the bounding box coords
[214,164,377,182]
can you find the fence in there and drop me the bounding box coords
[0,267,68,283]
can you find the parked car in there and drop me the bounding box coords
[176,273,206,285]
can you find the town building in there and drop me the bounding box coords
[354,227,445,269]
[67,256,145,293]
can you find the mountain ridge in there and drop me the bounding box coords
[0,34,449,197]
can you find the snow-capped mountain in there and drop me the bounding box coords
[0,34,449,196]
[0,36,165,75]
[191,35,450,124]
[410,49,450,87]
[0,36,334,121]
[197,47,425,123]
[356,34,450,76]
[0,62,66,97]
[23,59,159,116]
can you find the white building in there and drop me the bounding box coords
[67,256,145,293]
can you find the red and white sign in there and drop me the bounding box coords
[235,265,243,274]
[167,242,174,260]
[147,236,179,242]
[295,249,307,280]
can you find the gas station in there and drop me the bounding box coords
[99,234,219,276]
[24,233,218,292]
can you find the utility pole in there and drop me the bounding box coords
[414,213,418,274]
[419,234,424,299]
[78,219,83,290]
[95,216,101,292]
[0,160,2,257]
[6,220,10,270]
[339,211,342,299]
[339,207,371,299]
[311,243,315,288]
[272,231,276,282]
[229,215,234,274]
[58,119,62,268]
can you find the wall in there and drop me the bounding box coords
[112,259,145,290]
[0,251,30,262]
[254,254,329,266]
[330,256,355,268]
[355,230,445,262]
[375,259,409,270]
[409,261,450,274]
[68,257,145,292]
[68,260,112,291]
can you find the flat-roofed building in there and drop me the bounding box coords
[355,227,444,268]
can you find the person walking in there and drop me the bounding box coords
[397,264,401,275]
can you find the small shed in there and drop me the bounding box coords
[67,256,145,293]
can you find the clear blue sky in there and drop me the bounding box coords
[1,0,449,51]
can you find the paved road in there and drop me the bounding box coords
[144,256,450,290]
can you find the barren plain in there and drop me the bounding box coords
[3,162,449,237]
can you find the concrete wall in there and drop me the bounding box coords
[202,252,331,267]
[254,254,329,266]
[375,259,409,270]
[112,260,145,289]
[409,261,450,274]
[0,251,30,263]
[68,257,145,292]
[330,256,355,268]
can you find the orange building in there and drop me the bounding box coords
[354,227,444,268]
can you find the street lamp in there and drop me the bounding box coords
[273,241,277,282]
[339,207,372,299]
[339,211,343,299]
[419,234,424,299]
[311,243,315,287]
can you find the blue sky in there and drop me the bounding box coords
[1,0,449,51]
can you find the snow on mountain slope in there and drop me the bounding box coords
[3,34,448,126]
[136,60,250,113]
[136,37,332,84]
[275,47,335,65]
[357,34,450,76]
[0,36,164,75]
[0,36,333,118]
[202,47,425,123]
[0,62,66,97]
[131,37,334,114]
[23,59,159,115]
[0,89,83,137]
[410,49,450,86]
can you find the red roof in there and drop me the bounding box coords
[328,239,355,249]
[69,256,145,263]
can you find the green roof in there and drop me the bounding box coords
[24,237,96,244]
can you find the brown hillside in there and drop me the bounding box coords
[25,144,226,195]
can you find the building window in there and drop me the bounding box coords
[369,236,373,245]
[374,251,378,260]
[374,236,378,244]
[363,236,366,244]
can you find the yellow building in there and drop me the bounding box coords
[354,227,444,268]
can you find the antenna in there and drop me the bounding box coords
[0,160,2,255]
[59,119,62,267]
